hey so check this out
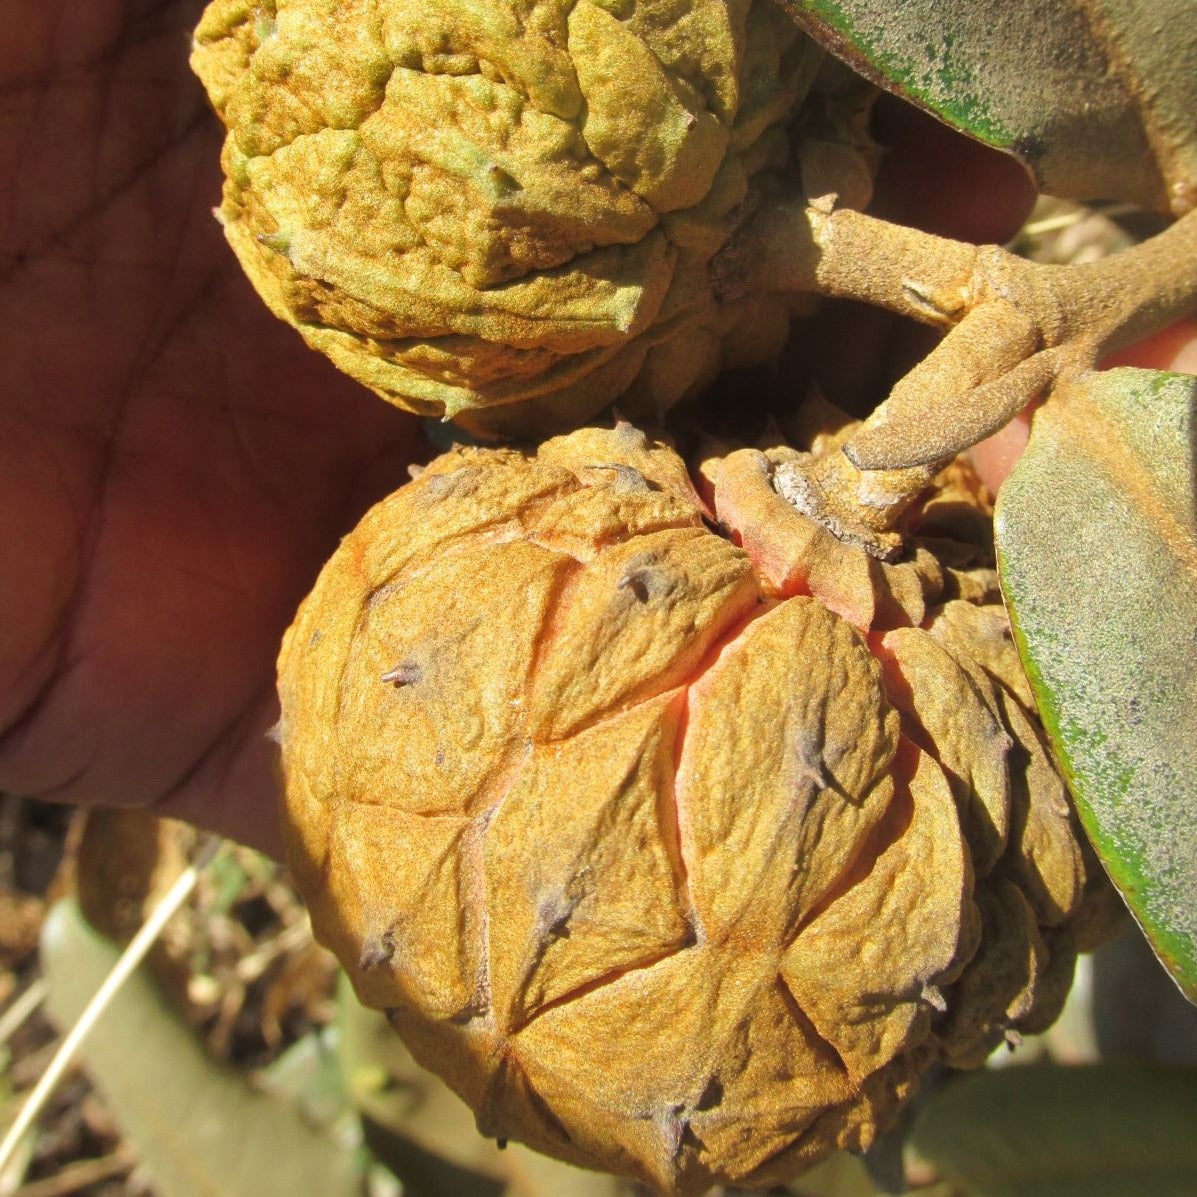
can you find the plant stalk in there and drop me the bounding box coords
[715,203,1197,552]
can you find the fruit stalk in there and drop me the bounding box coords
[717,203,1197,551]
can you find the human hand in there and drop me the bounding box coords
[0,1,425,856]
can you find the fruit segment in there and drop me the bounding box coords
[325,804,477,1019]
[275,424,1116,1195]
[528,527,760,739]
[935,880,1047,1068]
[877,627,1013,876]
[336,538,567,817]
[676,596,898,947]
[485,693,692,1030]
[781,744,972,1082]
[514,947,850,1194]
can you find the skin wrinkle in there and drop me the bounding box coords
[90,6,127,243]
[5,6,145,249]
[0,96,212,285]
[0,375,123,774]
[0,0,425,854]
[0,185,233,762]
[3,4,66,242]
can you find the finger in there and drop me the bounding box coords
[155,690,287,861]
[869,94,1037,246]
[970,317,1197,494]
[969,410,1034,497]
[1102,316,1197,374]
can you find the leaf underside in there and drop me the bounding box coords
[995,367,1197,1003]
[786,0,1197,214]
[910,1062,1197,1196]
[40,900,362,1197]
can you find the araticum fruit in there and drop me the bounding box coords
[277,422,1114,1196]
[190,0,871,436]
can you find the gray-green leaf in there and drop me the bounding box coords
[909,1062,1197,1196]
[784,0,1197,214]
[41,900,362,1197]
[994,367,1197,1003]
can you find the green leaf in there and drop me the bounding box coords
[255,1026,353,1131]
[358,1118,505,1197]
[908,1062,1197,1196]
[778,1150,891,1196]
[994,367,1197,1002]
[40,900,362,1197]
[784,0,1197,214]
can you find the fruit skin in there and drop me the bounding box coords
[276,421,1115,1196]
[191,0,874,437]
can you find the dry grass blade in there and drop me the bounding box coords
[0,982,47,1051]
[0,838,224,1176]
[1021,202,1136,239]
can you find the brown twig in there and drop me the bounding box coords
[13,1149,135,1197]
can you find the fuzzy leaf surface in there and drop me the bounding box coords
[994,367,1197,1002]
[785,0,1197,213]
[40,900,361,1197]
[909,1062,1197,1195]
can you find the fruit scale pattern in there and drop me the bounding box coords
[190,0,874,437]
[276,421,1113,1196]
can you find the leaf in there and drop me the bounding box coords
[908,1062,1197,1196]
[336,975,510,1190]
[255,1026,353,1131]
[783,0,1197,214]
[1090,923,1197,1066]
[40,900,362,1197]
[779,1150,890,1196]
[994,367,1197,1002]
[358,1119,505,1197]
